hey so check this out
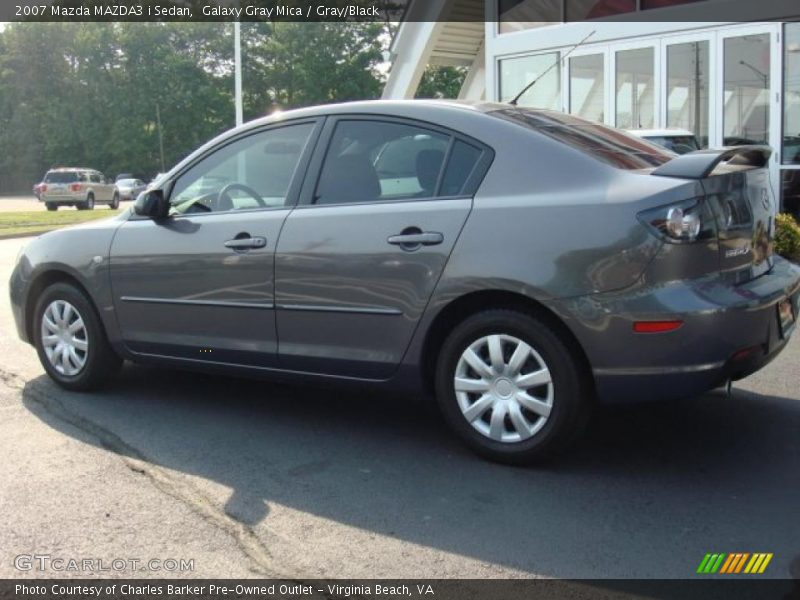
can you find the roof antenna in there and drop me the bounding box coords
[508,30,596,106]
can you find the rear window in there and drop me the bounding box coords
[491,108,674,170]
[44,171,80,183]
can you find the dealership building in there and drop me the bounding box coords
[383,0,800,214]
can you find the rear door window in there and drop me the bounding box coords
[314,120,450,205]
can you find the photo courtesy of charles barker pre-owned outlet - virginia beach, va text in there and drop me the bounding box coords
[1,1,800,599]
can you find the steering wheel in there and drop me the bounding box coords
[215,183,267,210]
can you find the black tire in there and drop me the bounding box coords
[79,194,95,211]
[110,193,120,209]
[33,282,122,391]
[434,309,591,465]
[45,203,57,211]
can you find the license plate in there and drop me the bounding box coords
[778,296,796,338]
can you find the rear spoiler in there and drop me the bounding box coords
[651,145,772,179]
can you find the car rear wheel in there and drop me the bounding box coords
[435,309,590,464]
[33,283,122,391]
[45,203,57,211]
[79,194,95,211]
[110,193,119,210]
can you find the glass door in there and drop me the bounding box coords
[613,43,659,131]
[661,32,714,148]
[782,22,800,217]
[567,48,609,125]
[715,24,781,205]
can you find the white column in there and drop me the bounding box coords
[234,21,243,126]
[383,21,444,99]
[458,41,486,100]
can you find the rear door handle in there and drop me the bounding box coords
[387,232,444,247]
[224,236,267,250]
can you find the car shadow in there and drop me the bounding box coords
[20,364,800,579]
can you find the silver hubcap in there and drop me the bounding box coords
[454,334,554,443]
[41,300,88,376]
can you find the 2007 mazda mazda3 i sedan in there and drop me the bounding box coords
[9,100,800,463]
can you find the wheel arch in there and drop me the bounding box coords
[419,290,593,396]
[25,269,102,344]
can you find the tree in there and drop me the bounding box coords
[415,65,468,99]
[241,22,386,119]
[0,21,389,194]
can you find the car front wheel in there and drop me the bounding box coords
[435,309,590,464]
[34,283,121,391]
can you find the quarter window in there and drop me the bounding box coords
[314,120,450,205]
[440,140,482,197]
[170,122,315,214]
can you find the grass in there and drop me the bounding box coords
[0,207,122,238]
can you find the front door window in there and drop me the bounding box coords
[169,122,315,214]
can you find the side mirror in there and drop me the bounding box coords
[134,189,169,219]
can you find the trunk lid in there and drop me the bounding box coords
[651,145,775,282]
[702,164,775,281]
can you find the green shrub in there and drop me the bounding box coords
[775,212,800,263]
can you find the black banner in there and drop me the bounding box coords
[4,0,800,23]
[1,580,800,600]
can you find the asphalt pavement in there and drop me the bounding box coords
[1,236,798,580]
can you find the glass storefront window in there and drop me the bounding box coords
[498,0,562,34]
[723,34,770,145]
[666,41,709,147]
[566,0,635,21]
[569,54,604,122]
[641,0,705,9]
[499,53,561,109]
[783,23,800,165]
[782,171,800,217]
[615,47,655,130]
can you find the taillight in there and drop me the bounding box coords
[70,183,81,192]
[637,199,716,244]
[40,185,47,193]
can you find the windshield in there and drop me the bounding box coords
[44,171,79,183]
[491,108,674,170]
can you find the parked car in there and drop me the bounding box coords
[38,168,119,211]
[10,101,800,464]
[115,173,134,182]
[32,181,45,200]
[115,178,146,202]
[626,128,701,154]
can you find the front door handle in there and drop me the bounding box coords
[224,236,267,250]
[387,231,444,247]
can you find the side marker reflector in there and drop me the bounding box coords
[633,320,684,333]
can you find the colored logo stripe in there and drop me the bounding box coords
[697,553,726,573]
[698,553,773,574]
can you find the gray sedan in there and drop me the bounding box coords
[115,178,147,202]
[9,100,800,463]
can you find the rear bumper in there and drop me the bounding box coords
[40,195,83,204]
[557,257,800,404]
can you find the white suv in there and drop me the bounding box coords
[39,168,119,211]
